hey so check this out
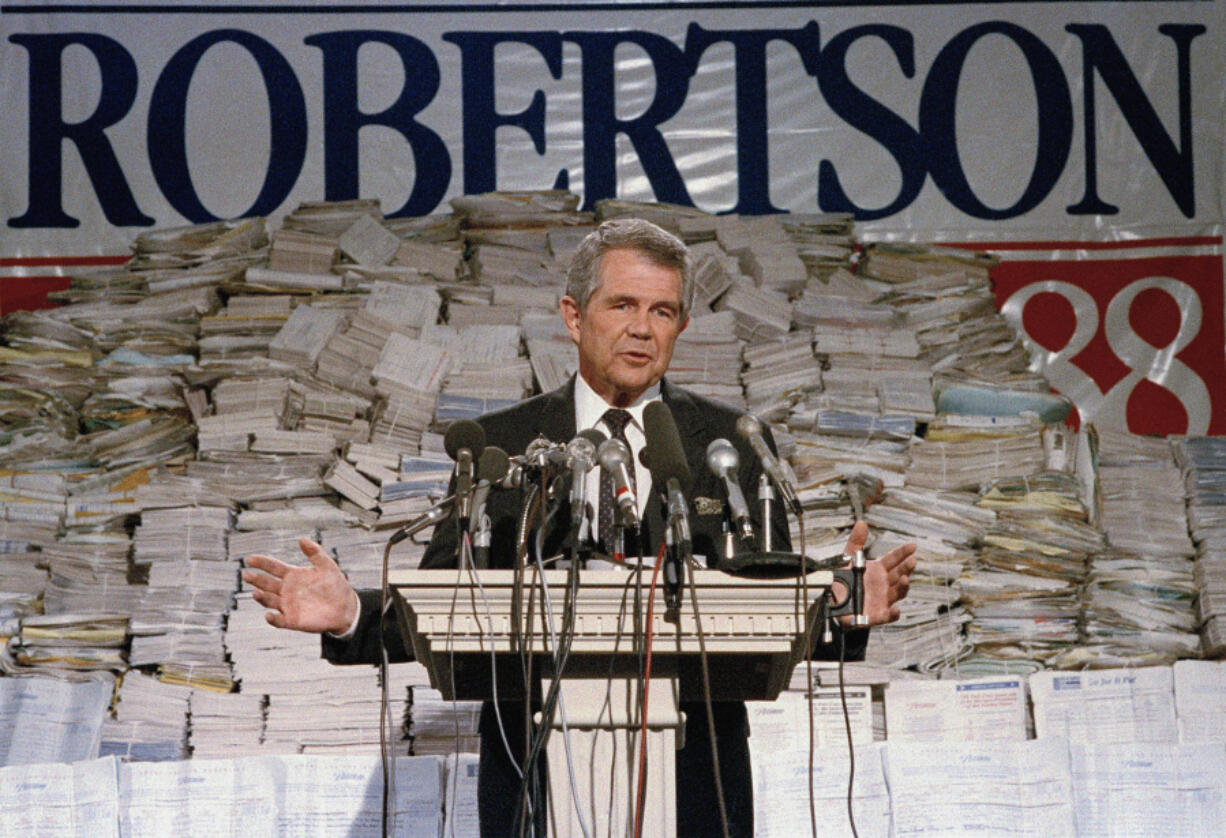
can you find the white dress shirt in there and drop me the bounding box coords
[572,373,659,524]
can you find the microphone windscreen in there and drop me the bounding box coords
[735,413,762,440]
[643,401,692,494]
[444,420,486,461]
[477,446,510,483]
[705,438,739,476]
[577,428,608,447]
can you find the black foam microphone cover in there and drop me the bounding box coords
[577,428,607,448]
[443,420,486,461]
[643,401,692,495]
[476,446,510,483]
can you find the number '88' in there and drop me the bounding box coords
[1001,277,1212,435]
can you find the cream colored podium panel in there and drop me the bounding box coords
[391,567,833,838]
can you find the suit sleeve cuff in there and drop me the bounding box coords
[326,590,362,640]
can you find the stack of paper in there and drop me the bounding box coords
[522,313,578,393]
[725,216,809,296]
[337,214,402,268]
[313,320,387,401]
[686,242,737,310]
[378,454,453,529]
[0,521,53,628]
[391,238,464,283]
[0,362,92,469]
[319,526,431,587]
[361,281,442,340]
[959,471,1099,667]
[1070,430,1199,666]
[187,689,266,757]
[713,280,793,342]
[296,386,371,447]
[79,415,196,471]
[184,457,328,505]
[267,305,347,368]
[281,198,383,238]
[422,323,533,402]
[782,212,856,282]
[198,295,295,362]
[209,376,291,420]
[41,536,145,618]
[128,504,236,690]
[865,244,1037,386]
[790,433,911,493]
[100,669,192,762]
[407,686,482,756]
[740,332,819,417]
[10,612,128,673]
[267,229,338,275]
[907,416,1047,491]
[666,312,744,408]
[225,592,416,754]
[1174,437,1226,656]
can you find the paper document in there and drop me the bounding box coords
[1029,667,1177,744]
[884,676,1027,742]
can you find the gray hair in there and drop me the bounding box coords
[565,218,694,318]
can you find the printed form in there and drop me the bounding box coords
[1029,666,1177,743]
[884,676,1027,742]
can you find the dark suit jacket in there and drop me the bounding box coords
[322,378,866,837]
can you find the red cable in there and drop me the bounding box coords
[633,542,668,838]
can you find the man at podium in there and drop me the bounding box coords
[244,218,917,837]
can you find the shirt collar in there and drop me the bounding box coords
[573,373,661,435]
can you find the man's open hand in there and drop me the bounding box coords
[840,521,917,626]
[242,537,358,635]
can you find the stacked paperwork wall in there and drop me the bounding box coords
[0,193,1215,766]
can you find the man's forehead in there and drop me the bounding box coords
[593,249,683,301]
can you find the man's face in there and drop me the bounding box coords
[560,247,689,407]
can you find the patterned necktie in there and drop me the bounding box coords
[598,408,636,553]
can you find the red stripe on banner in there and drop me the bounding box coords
[0,276,72,315]
[938,236,1222,252]
[0,255,130,268]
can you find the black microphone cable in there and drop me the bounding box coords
[683,554,732,838]
[838,621,859,838]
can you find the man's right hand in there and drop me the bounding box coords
[242,537,359,636]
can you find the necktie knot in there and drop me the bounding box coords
[602,408,633,440]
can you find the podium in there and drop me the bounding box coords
[390,566,837,838]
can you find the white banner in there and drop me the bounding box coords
[2,0,1223,258]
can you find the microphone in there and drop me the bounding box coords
[567,429,606,520]
[705,438,755,544]
[444,420,486,525]
[387,494,455,545]
[596,437,640,527]
[524,436,567,471]
[643,402,692,622]
[735,413,802,516]
[470,446,509,568]
[470,446,510,528]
